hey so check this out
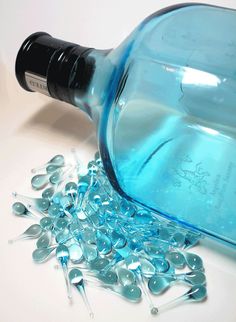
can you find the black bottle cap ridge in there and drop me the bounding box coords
[15,32,93,104]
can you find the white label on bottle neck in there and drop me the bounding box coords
[25,71,50,96]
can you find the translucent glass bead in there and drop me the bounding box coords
[134,209,154,225]
[184,271,206,285]
[188,285,207,301]
[144,243,165,258]
[81,243,98,262]
[120,199,136,217]
[12,202,27,216]
[90,258,109,271]
[65,182,77,201]
[40,217,53,230]
[56,245,71,299]
[96,230,112,255]
[46,164,62,174]
[81,227,96,244]
[13,192,50,212]
[31,174,49,190]
[111,230,126,249]
[36,232,51,248]
[12,202,37,219]
[170,232,186,248]
[140,258,156,277]
[31,154,65,173]
[69,244,83,263]
[97,270,118,284]
[49,155,65,166]
[32,246,56,263]
[69,268,94,317]
[55,218,69,230]
[78,175,91,193]
[48,203,63,218]
[184,252,204,270]
[60,196,73,210]
[121,285,142,302]
[52,192,64,204]
[117,267,136,286]
[87,161,98,176]
[166,251,186,269]
[42,187,55,200]
[184,232,201,249]
[148,276,171,295]
[151,258,170,273]
[9,224,42,243]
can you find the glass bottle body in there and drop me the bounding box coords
[73,4,236,246]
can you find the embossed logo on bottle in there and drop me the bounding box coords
[171,155,235,211]
[172,155,210,195]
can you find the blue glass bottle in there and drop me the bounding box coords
[16,4,236,247]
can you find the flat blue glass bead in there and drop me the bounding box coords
[111,230,126,249]
[37,232,51,248]
[148,276,171,295]
[55,218,69,231]
[42,187,55,200]
[151,258,170,273]
[69,244,83,263]
[90,258,109,271]
[31,174,49,190]
[52,192,64,204]
[46,164,62,174]
[55,228,71,244]
[48,203,63,217]
[184,252,204,270]
[60,196,73,210]
[97,270,118,284]
[81,243,98,262]
[40,217,53,230]
[12,202,27,216]
[166,251,186,269]
[56,244,70,265]
[121,285,142,302]
[134,209,154,225]
[96,230,112,255]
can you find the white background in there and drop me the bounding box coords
[0,1,236,322]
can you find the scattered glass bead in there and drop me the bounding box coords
[166,251,186,269]
[148,275,171,295]
[9,152,207,317]
[31,154,65,173]
[32,246,56,263]
[42,187,55,200]
[40,217,53,230]
[69,268,94,318]
[36,231,51,248]
[13,192,50,212]
[8,224,42,243]
[31,174,50,190]
[157,285,207,313]
[184,252,204,271]
[117,267,136,286]
[12,202,37,219]
[56,245,71,299]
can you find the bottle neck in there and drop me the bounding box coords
[15,33,111,120]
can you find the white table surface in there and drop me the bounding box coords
[1,1,236,322]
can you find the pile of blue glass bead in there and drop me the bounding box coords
[10,150,207,317]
